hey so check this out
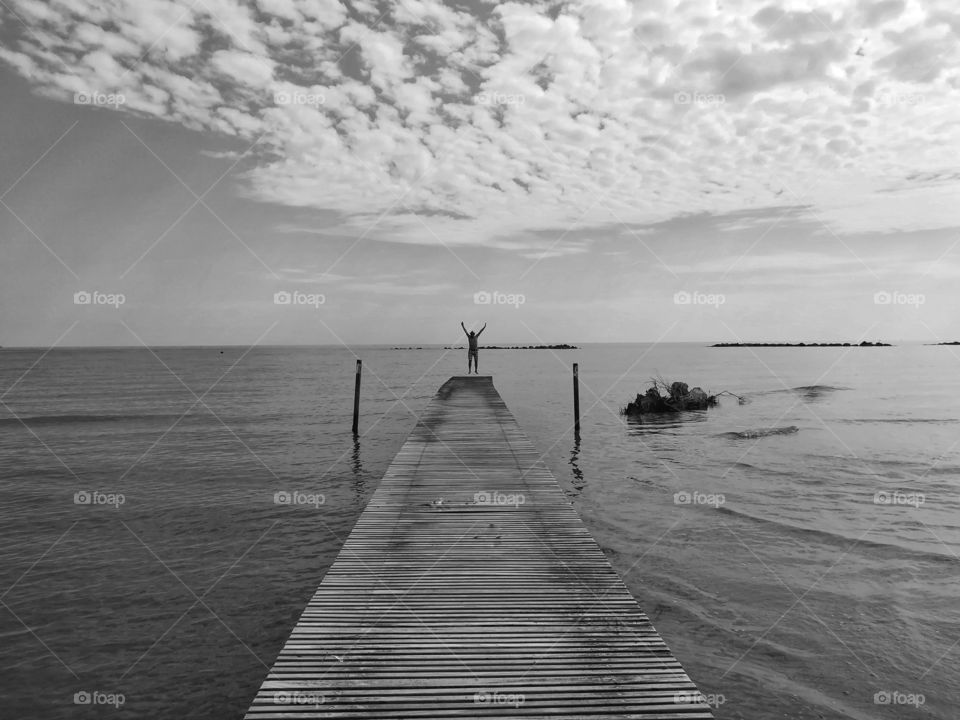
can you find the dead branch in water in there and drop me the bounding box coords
[622,378,731,415]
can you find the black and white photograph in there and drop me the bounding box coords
[0,0,957,718]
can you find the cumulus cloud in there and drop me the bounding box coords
[0,0,958,248]
[211,49,275,87]
[859,0,906,27]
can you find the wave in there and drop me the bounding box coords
[729,460,803,479]
[0,413,188,426]
[719,426,800,439]
[752,385,850,401]
[715,505,956,564]
[837,418,959,425]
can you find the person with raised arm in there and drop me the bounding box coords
[461,322,486,374]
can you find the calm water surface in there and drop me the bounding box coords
[1,343,957,719]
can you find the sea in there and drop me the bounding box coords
[1,343,957,720]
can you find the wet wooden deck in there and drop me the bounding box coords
[245,376,714,718]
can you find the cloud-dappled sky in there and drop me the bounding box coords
[0,0,958,346]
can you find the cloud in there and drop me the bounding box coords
[345,279,453,295]
[752,7,843,40]
[340,22,413,89]
[272,267,454,294]
[684,37,848,98]
[875,35,953,82]
[671,251,863,275]
[859,0,906,28]
[118,0,205,62]
[211,49,275,87]
[0,0,958,248]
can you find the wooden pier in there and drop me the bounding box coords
[245,376,714,718]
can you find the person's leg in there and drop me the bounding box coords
[475,352,479,374]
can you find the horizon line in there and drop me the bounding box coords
[0,340,949,350]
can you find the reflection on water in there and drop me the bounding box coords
[568,437,585,497]
[623,410,710,435]
[351,436,365,500]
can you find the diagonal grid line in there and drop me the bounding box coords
[313,318,489,483]
[119,125,270,279]
[514,518,689,682]
[284,517,489,687]
[914,521,960,679]
[0,599,81,678]
[513,321,686,486]
[114,321,279,483]
[721,521,880,678]
[120,119,286,279]
[713,320,900,487]
[0,121,79,201]
[0,398,85,482]
[118,321,293,482]
[118,519,281,678]
[0,199,80,279]
[1,322,79,400]
[719,521,880,680]
[1,521,81,602]
[513,318,693,486]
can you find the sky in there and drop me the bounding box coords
[0,0,959,347]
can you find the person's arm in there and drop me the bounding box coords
[477,323,486,336]
[461,322,468,336]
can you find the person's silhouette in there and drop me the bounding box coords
[461,322,486,374]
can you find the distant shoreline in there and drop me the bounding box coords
[441,344,578,350]
[712,341,892,347]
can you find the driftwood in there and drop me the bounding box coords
[622,378,726,415]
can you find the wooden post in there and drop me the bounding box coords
[352,359,362,435]
[572,363,580,439]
